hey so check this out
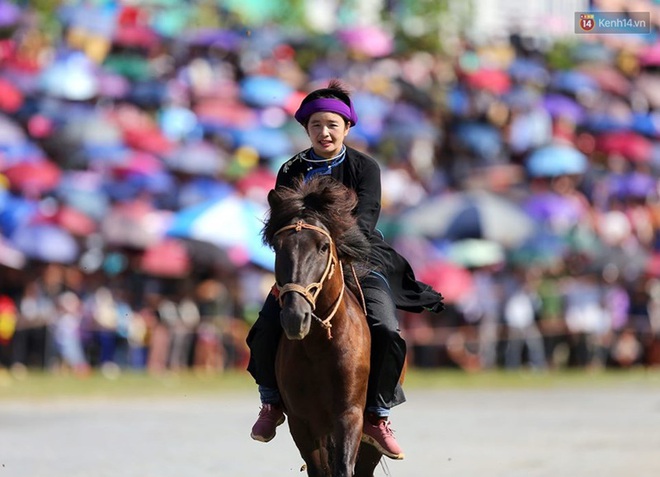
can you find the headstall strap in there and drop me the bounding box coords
[274,220,343,340]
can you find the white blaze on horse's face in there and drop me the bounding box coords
[276,225,332,340]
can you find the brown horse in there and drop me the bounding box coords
[262,176,382,477]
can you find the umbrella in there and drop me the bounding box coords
[609,172,656,200]
[177,177,233,209]
[123,126,175,156]
[596,131,653,162]
[0,235,25,269]
[183,28,242,50]
[165,141,227,176]
[508,229,568,267]
[113,24,160,50]
[635,73,660,109]
[399,190,535,248]
[56,171,110,221]
[523,192,587,230]
[0,78,23,113]
[3,160,61,196]
[239,76,294,108]
[446,239,505,269]
[0,115,26,146]
[508,58,550,84]
[39,52,99,101]
[526,144,588,177]
[167,195,274,270]
[542,94,585,123]
[0,0,21,27]
[338,25,394,58]
[140,238,191,278]
[463,68,511,95]
[194,99,258,128]
[639,41,660,67]
[452,121,503,161]
[579,65,631,96]
[47,205,98,237]
[10,223,79,264]
[417,260,474,304]
[550,70,599,95]
[235,126,294,159]
[101,200,170,250]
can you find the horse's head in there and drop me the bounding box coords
[272,220,338,340]
[262,176,371,340]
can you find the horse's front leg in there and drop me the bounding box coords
[288,416,330,477]
[332,406,364,477]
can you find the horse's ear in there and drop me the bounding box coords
[267,188,282,210]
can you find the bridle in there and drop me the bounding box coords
[273,220,344,339]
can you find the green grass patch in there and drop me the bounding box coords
[1,367,659,402]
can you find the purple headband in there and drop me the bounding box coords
[294,98,358,126]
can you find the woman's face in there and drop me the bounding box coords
[306,111,350,158]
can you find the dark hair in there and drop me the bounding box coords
[298,79,353,126]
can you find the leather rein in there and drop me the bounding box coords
[273,220,344,339]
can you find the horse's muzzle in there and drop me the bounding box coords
[280,304,312,340]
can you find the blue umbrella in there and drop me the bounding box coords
[10,223,79,264]
[240,76,293,108]
[236,126,294,159]
[453,121,503,161]
[508,58,550,84]
[177,177,233,209]
[526,144,588,177]
[167,195,274,270]
[550,70,599,95]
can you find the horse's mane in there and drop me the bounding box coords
[262,176,371,269]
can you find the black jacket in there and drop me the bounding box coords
[276,146,444,313]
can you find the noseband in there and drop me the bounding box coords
[274,220,344,339]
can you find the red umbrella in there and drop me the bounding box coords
[112,150,164,176]
[123,127,175,155]
[194,99,257,128]
[580,65,631,96]
[418,260,474,304]
[596,131,653,162]
[0,78,23,113]
[52,206,98,237]
[140,238,191,278]
[3,160,61,196]
[113,24,160,50]
[464,68,511,95]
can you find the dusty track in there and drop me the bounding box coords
[1,384,659,477]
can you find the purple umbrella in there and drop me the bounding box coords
[0,1,21,27]
[183,28,242,50]
[523,192,585,229]
[542,94,585,123]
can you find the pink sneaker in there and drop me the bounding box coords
[250,404,285,443]
[361,418,405,460]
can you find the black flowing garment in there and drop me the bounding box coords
[275,146,444,314]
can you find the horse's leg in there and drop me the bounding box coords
[354,441,382,477]
[331,407,364,477]
[288,417,329,477]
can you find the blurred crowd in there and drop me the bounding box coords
[1,1,660,376]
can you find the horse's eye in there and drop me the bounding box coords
[320,243,329,254]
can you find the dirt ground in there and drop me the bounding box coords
[1,382,659,477]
